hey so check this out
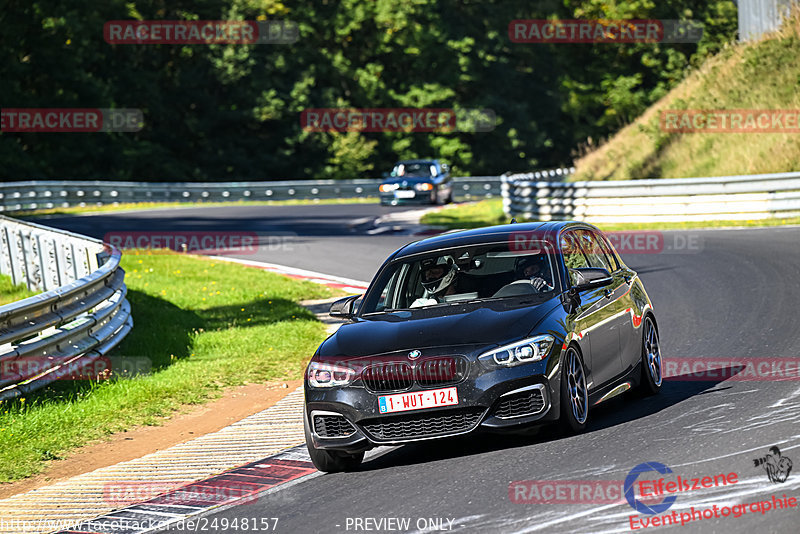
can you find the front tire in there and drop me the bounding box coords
[559,346,589,433]
[304,411,363,473]
[638,316,662,396]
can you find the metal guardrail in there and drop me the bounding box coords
[738,0,795,41]
[0,216,132,401]
[0,172,573,212]
[502,171,800,223]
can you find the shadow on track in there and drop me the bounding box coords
[357,369,739,472]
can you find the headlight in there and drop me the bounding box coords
[379,183,399,192]
[415,182,434,191]
[307,361,356,388]
[478,335,556,368]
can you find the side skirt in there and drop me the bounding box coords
[588,362,642,406]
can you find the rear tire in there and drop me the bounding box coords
[638,316,662,396]
[559,346,589,434]
[304,411,363,473]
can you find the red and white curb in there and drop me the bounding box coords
[205,256,370,293]
[53,446,315,534]
[0,262,368,534]
[0,388,311,534]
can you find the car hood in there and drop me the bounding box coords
[382,177,432,185]
[317,300,562,359]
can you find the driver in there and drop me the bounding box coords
[515,255,554,292]
[410,256,459,308]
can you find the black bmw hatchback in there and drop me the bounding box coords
[378,159,453,206]
[304,221,662,472]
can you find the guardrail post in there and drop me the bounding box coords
[501,174,513,218]
[35,233,53,292]
[54,238,67,287]
[19,231,40,290]
[4,228,22,287]
[80,246,92,277]
[0,227,11,279]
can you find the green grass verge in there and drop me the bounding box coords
[0,275,37,306]
[421,199,507,229]
[16,197,379,219]
[0,252,342,482]
[573,11,800,180]
[421,199,800,231]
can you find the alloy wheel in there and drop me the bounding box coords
[644,317,662,387]
[566,348,588,424]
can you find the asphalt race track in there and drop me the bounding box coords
[41,205,800,533]
[39,203,418,282]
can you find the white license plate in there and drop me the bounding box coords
[378,387,458,414]
[394,190,416,199]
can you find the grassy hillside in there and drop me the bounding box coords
[573,13,800,180]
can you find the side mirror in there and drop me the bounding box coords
[441,164,449,173]
[329,295,361,319]
[569,268,612,292]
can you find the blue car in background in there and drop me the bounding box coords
[379,159,454,206]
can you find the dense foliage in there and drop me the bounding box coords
[0,0,737,181]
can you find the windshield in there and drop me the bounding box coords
[361,242,558,314]
[392,162,436,178]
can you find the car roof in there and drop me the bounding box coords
[394,159,438,165]
[392,221,599,259]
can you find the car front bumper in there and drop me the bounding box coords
[305,356,563,453]
[379,191,436,205]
